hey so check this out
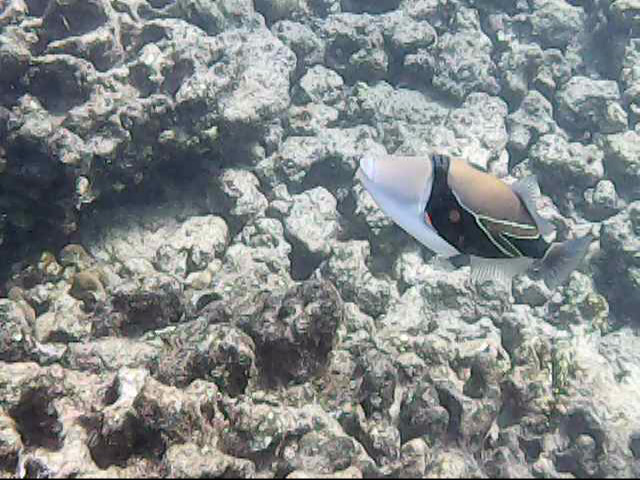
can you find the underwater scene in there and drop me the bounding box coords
[1,0,640,477]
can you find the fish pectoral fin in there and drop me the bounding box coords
[469,256,534,289]
[510,176,555,237]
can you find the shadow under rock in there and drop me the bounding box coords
[0,143,231,294]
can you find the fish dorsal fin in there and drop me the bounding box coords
[470,256,534,290]
[510,176,555,237]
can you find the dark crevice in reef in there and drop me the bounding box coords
[96,288,186,338]
[24,0,47,17]
[1,143,212,290]
[341,0,402,14]
[9,388,63,451]
[0,99,267,290]
[592,255,639,329]
[519,436,543,464]
[285,229,324,282]
[0,144,75,296]
[436,386,463,442]
[462,366,488,400]
[497,381,524,429]
[87,415,167,470]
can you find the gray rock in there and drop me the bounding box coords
[321,240,397,318]
[359,419,401,469]
[529,133,604,208]
[219,168,268,222]
[165,443,255,478]
[344,81,449,152]
[45,25,124,73]
[294,65,345,106]
[532,48,575,99]
[342,0,400,14]
[497,306,560,430]
[156,214,229,275]
[497,42,544,102]
[234,217,292,277]
[530,0,585,49]
[84,206,228,280]
[399,380,449,445]
[166,0,262,36]
[0,411,22,474]
[40,0,111,43]
[597,202,640,321]
[0,0,299,260]
[258,125,381,189]
[211,217,293,306]
[621,39,640,114]
[287,466,363,478]
[25,54,97,113]
[0,25,37,85]
[357,349,398,419]
[395,438,429,478]
[61,337,161,373]
[583,180,622,221]
[547,327,640,477]
[547,272,609,333]
[0,363,108,477]
[378,10,436,56]
[272,20,325,73]
[512,275,550,308]
[216,31,296,126]
[429,7,500,101]
[381,266,509,333]
[284,187,339,257]
[507,90,556,155]
[86,369,222,470]
[426,448,480,478]
[0,0,29,27]
[609,0,640,30]
[287,103,340,134]
[482,427,533,478]
[307,0,341,16]
[254,0,308,24]
[322,13,388,82]
[445,93,509,166]
[556,76,628,134]
[289,431,367,476]
[96,285,185,338]
[150,320,257,395]
[220,397,347,466]
[0,299,35,363]
[230,280,343,385]
[34,297,92,344]
[599,130,640,199]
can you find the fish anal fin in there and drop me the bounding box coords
[470,256,534,290]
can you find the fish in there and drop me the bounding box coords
[355,153,593,290]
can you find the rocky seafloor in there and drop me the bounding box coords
[1,0,640,477]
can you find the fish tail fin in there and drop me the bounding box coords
[537,234,594,290]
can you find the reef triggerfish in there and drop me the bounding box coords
[356,153,593,289]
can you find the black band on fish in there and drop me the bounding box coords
[424,155,549,260]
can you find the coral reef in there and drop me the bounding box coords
[1,0,639,477]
